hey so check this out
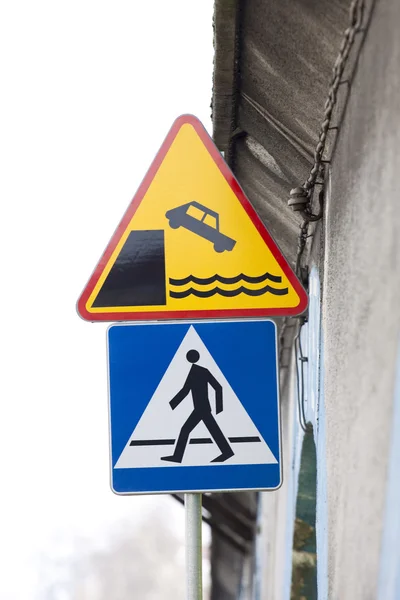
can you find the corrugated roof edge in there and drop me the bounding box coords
[212,0,240,158]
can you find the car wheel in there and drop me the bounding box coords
[168,219,181,229]
[214,242,225,253]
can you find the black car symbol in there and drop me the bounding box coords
[165,201,236,253]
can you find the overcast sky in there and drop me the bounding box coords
[0,2,214,597]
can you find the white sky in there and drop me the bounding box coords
[0,2,214,597]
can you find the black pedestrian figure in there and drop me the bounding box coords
[161,349,234,464]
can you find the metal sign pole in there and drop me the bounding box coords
[185,493,203,600]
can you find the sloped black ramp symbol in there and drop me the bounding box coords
[93,230,166,307]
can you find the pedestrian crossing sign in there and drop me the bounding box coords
[108,319,281,494]
[77,114,307,322]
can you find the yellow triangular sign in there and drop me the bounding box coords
[78,115,307,321]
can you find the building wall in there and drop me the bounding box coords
[212,0,400,597]
[322,0,400,596]
[256,0,400,597]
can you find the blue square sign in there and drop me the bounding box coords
[108,319,281,494]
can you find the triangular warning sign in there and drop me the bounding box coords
[78,115,307,321]
[115,326,278,469]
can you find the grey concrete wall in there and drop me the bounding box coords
[322,0,400,597]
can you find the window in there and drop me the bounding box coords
[290,430,317,599]
[187,204,205,220]
[203,213,217,228]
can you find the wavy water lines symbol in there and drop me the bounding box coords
[169,272,283,286]
[168,272,289,299]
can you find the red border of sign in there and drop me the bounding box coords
[77,115,308,322]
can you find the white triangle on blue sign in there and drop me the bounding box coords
[115,326,278,469]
